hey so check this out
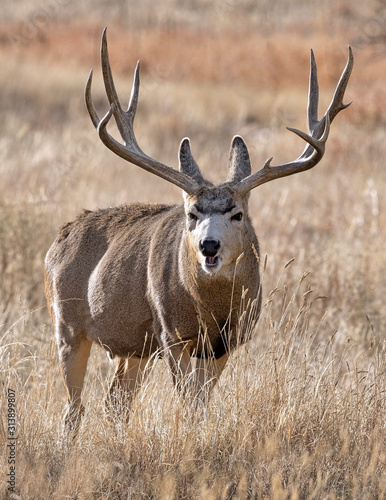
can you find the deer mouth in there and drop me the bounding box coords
[205,256,219,267]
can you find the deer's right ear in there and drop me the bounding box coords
[227,135,251,183]
[179,138,205,184]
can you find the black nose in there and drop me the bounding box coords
[200,239,220,257]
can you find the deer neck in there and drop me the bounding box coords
[179,235,245,323]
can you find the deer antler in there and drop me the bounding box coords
[235,47,353,195]
[85,27,200,195]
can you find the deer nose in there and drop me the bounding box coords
[200,239,220,257]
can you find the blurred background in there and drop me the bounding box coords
[0,0,385,346]
[1,2,386,497]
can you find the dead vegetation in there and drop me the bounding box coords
[1,0,386,498]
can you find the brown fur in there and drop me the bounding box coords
[46,33,352,432]
[45,187,261,430]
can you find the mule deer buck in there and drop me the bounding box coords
[44,28,353,431]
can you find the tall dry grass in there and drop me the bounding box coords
[1,265,385,498]
[1,0,386,498]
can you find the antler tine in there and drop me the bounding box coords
[235,46,353,195]
[301,46,353,160]
[100,27,141,150]
[100,27,122,114]
[307,49,319,133]
[325,45,354,122]
[128,60,140,119]
[84,28,200,195]
[85,69,100,129]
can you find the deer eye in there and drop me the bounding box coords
[187,212,198,221]
[231,212,243,221]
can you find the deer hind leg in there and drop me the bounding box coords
[57,333,92,433]
[107,356,152,415]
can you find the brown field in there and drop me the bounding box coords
[1,0,386,498]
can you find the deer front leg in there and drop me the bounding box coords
[192,353,229,402]
[165,341,194,397]
[165,341,228,403]
[107,355,153,415]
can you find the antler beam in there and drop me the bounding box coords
[85,27,200,195]
[235,47,353,195]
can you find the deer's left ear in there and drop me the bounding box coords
[227,135,251,183]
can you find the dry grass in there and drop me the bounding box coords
[1,271,385,498]
[1,0,386,498]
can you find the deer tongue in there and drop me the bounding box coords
[205,256,218,267]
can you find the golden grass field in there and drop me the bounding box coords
[1,0,386,498]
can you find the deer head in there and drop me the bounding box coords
[85,28,353,278]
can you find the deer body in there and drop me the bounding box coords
[45,28,353,432]
[46,198,259,358]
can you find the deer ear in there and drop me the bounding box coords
[227,135,251,182]
[179,138,205,184]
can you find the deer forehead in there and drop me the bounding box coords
[184,186,246,214]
